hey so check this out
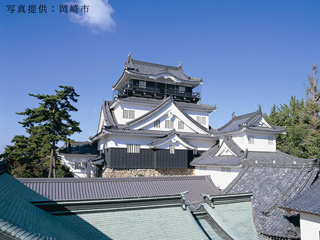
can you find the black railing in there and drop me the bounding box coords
[119,84,200,99]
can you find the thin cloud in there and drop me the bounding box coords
[68,0,116,33]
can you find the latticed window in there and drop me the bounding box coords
[179,86,185,92]
[127,144,140,153]
[178,121,184,129]
[139,81,146,88]
[165,120,174,129]
[196,116,206,125]
[123,109,135,119]
[154,119,160,128]
[169,145,175,154]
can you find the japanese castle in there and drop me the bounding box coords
[63,54,301,189]
[4,55,319,239]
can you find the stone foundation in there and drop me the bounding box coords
[102,168,194,178]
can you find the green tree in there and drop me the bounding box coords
[265,97,308,158]
[1,86,81,178]
[265,65,320,159]
[303,65,320,159]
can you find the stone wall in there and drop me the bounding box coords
[102,168,195,178]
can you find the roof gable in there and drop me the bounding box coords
[215,107,285,135]
[122,96,209,134]
[148,130,196,149]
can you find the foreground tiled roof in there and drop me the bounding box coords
[195,193,259,240]
[54,195,208,240]
[19,175,220,203]
[223,157,319,239]
[281,179,320,216]
[0,170,87,240]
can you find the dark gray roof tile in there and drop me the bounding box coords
[19,175,220,203]
[281,179,320,216]
[223,159,319,238]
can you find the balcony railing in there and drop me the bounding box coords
[118,84,200,100]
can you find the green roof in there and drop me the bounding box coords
[0,172,87,240]
[195,193,259,240]
[59,201,208,240]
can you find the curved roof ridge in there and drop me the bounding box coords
[217,111,257,132]
[223,137,243,156]
[148,130,196,149]
[103,101,116,127]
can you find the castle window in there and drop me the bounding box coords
[123,109,135,119]
[154,119,160,128]
[179,86,185,93]
[248,135,254,144]
[165,120,174,129]
[196,116,206,125]
[139,81,146,88]
[178,121,184,130]
[127,144,140,153]
[268,137,273,145]
[169,145,175,154]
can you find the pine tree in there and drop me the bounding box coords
[1,86,81,178]
[303,65,320,159]
[265,65,320,159]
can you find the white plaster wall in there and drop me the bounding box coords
[113,102,152,125]
[194,167,241,190]
[224,132,276,152]
[99,135,155,149]
[98,133,215,151]
[143,115,194,133]
[300,213,320,240]
[60,154,96,178]
[185,110,209,129]
[187,138,217,151]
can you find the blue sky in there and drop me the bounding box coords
[1,0,320,153]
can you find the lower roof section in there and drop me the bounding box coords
[19,175,220,203]
[223,160,319,239]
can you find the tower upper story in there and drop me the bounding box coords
[112,54,203,103]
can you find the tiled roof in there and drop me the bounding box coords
[112,57,203,91]
[102,101,116,127]
[148,130,196,149]
[91,127,214,142]
[0,170,87,240]
[223,158,319,239]
[281,179,320,216]
[56,195,208,240]
[127,58,202,82]
[196,193,259,240]
[111,96,216,111]
[216,108,285,134]
[190,138,247,167]
[19,175,220,203]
